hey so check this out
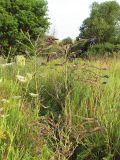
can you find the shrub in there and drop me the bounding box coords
[86,43,117,57]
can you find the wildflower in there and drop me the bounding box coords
[29,93,39,98]
[16,73,33,83]
[16,55,26,68]
[1,99,9,104]
[16,75,27,83]
[1,62,14,67]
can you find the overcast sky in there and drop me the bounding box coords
[47,0,120,39]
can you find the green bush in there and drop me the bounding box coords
[86,43,118,56]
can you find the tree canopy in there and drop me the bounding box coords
[0,0,49,55]
[78,1,120,43]
[61,37,73,45]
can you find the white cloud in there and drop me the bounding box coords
[47,0,120,39]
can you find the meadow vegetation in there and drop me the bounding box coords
[0,0,120,159]
[0,55,120,160]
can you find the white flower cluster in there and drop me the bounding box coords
[16,73,33,84]
[0,62,14,68]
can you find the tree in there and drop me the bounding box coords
[78,1,120,43]
[0,0,49,56]
[61,37,73,45]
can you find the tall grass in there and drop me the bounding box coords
[0,56,120,159]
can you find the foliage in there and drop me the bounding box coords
[62,37,73,45]
[0,0,49,56]
[70,39,87,52]
[78,1,120,43]
[86,42,118,57]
